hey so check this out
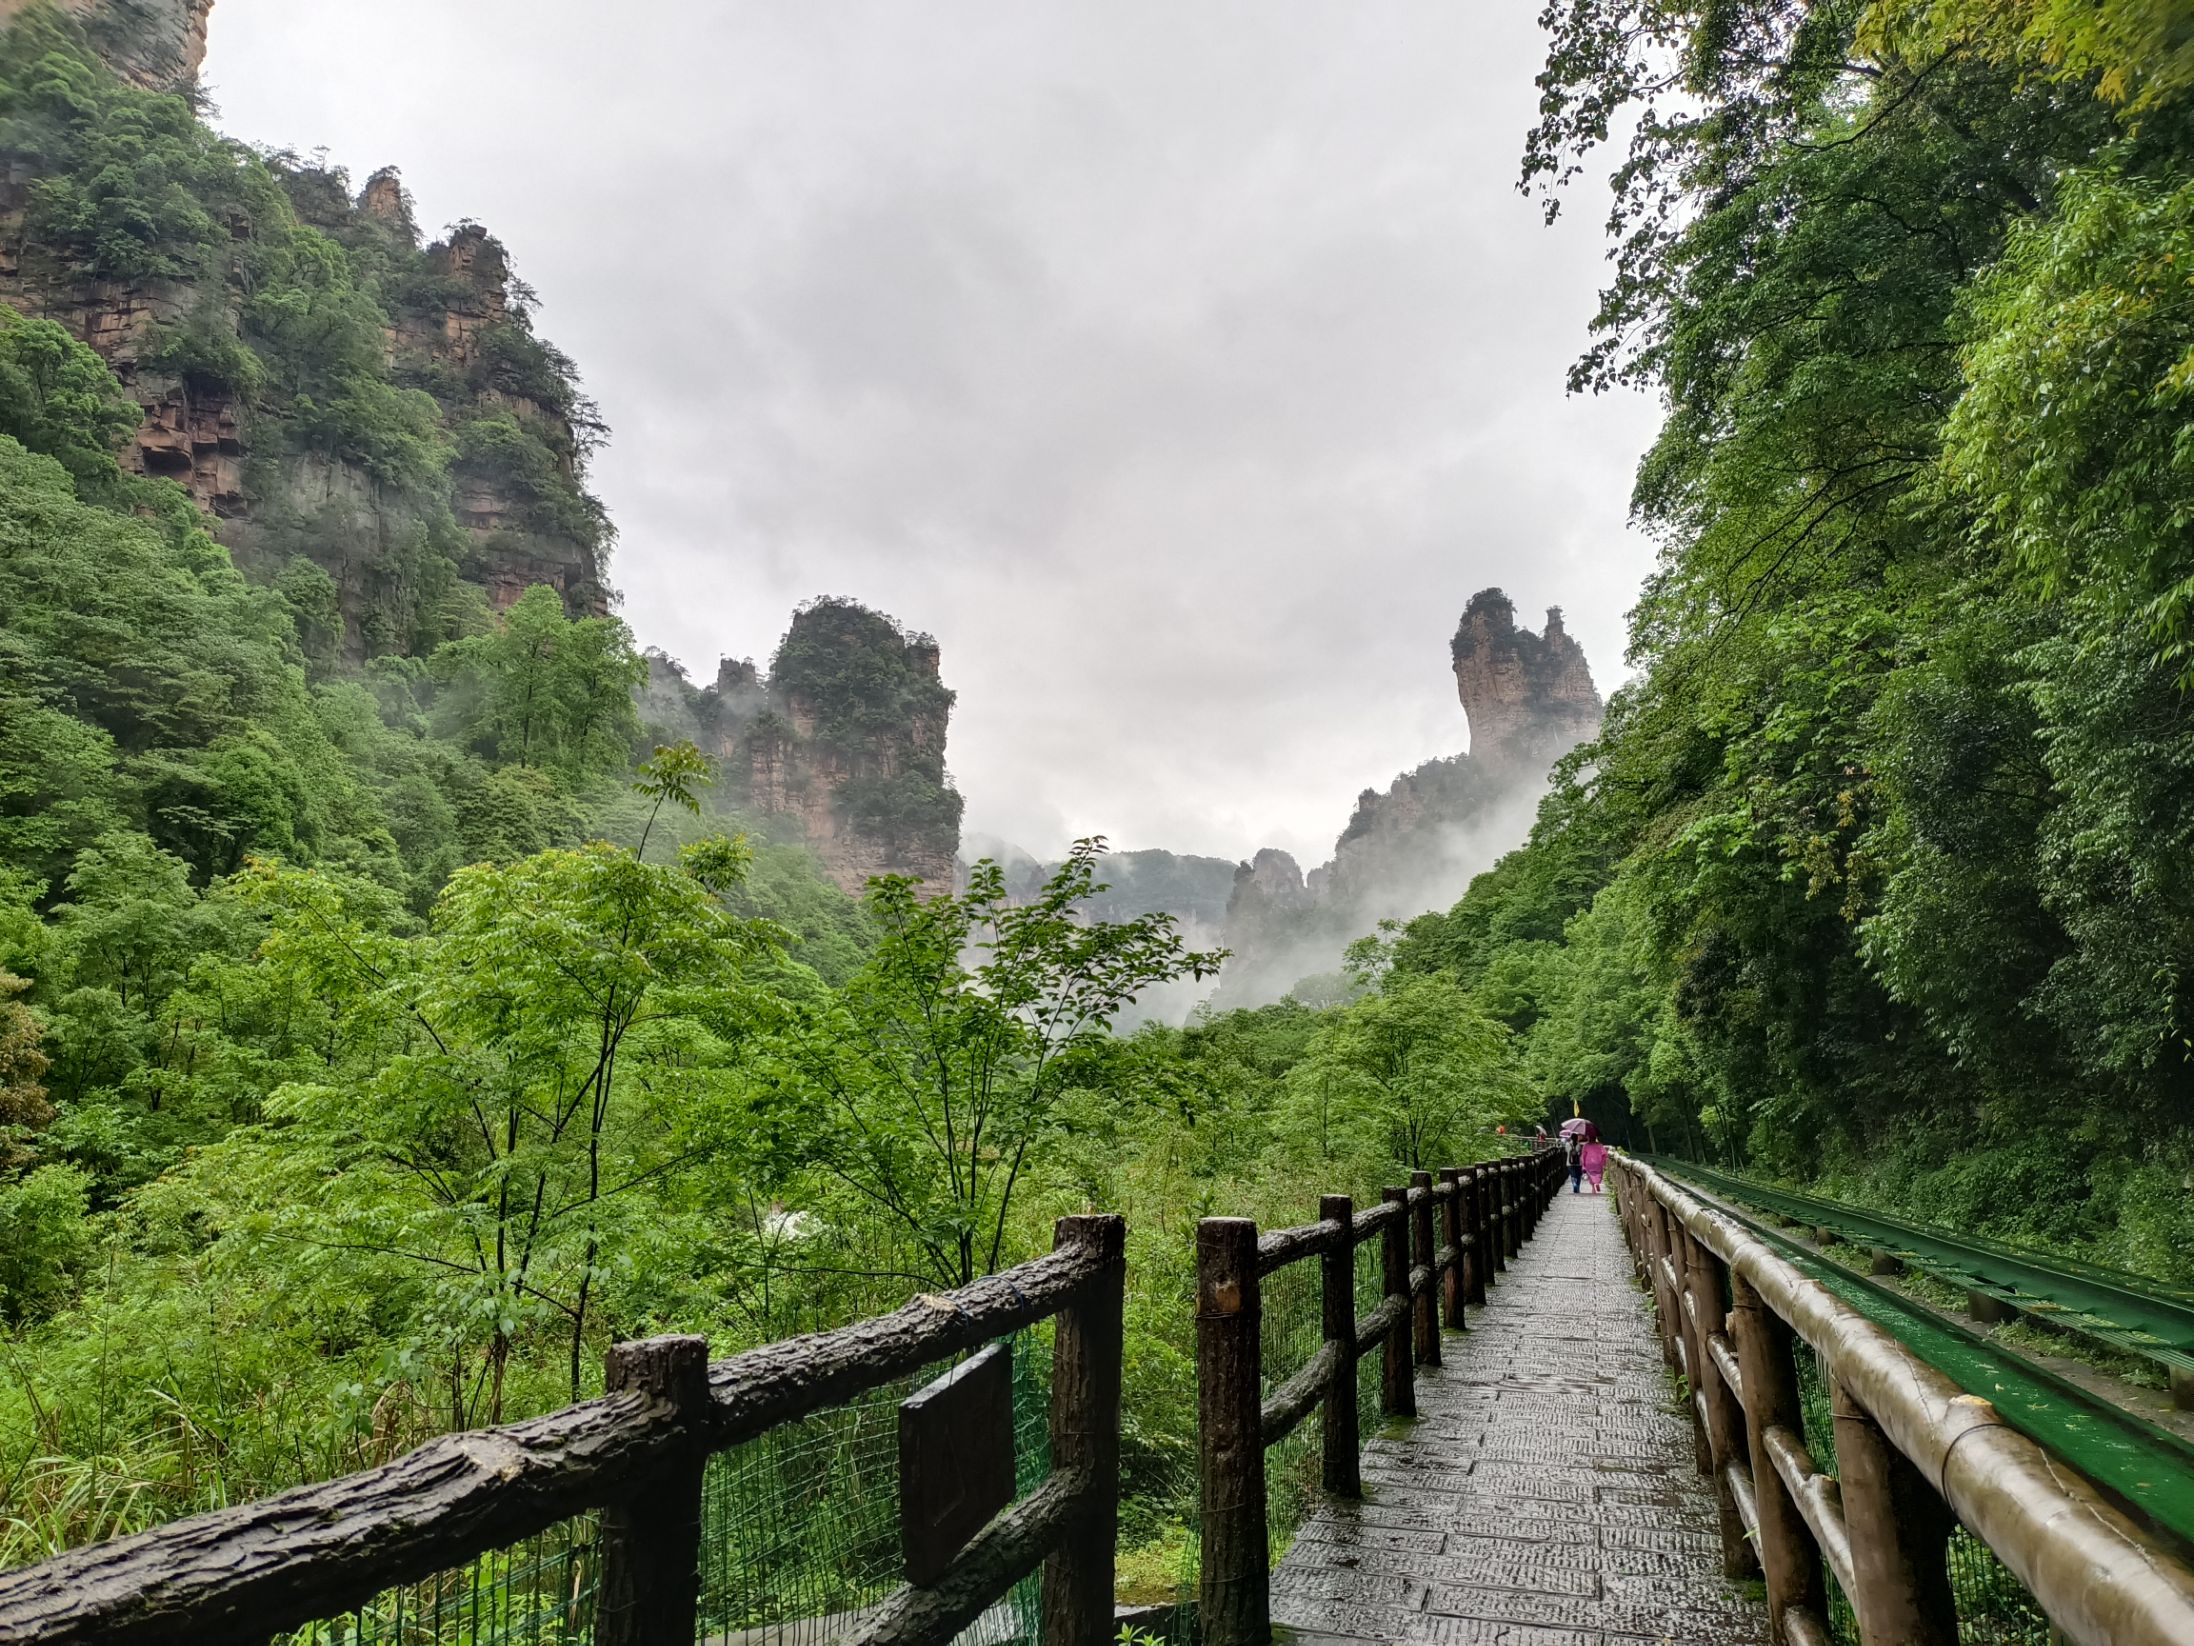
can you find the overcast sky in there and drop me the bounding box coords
[203,1,1658,866]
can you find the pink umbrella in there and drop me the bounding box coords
[1560,1117,1599,1143]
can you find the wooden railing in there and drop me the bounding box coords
[1193,1149,1566,1646]
[0,1215,1126,1646]
[1615,1157,2194,1646]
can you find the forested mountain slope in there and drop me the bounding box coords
[18,0,2194,1588]
[0,6,1543,1573]
[1392,0,2194,1272]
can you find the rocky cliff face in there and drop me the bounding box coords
[1451,589,1602,771]
[1216,848,1332,1003]
[0,0,210,89]
[0,7,608,652]
[1216,588,1602,1004]
[647,600,962,896]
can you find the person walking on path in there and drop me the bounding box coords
[1580,1139,1608,1194]
[1565,1131,1584,1194]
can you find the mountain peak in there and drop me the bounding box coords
[1450,587,1602,769]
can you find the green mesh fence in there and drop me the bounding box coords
[286,1331,1048,1646]
[1791,1340,2053,1646]
[1257,1254,1325,1559]
[284,1517,601,1645]
[1252,1228,1405,1565]
[1352,1234,1385,1451]
[698,1327,1049,1646]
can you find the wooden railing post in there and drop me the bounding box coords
[1487,1165,1507,1274]
[598,1334,708,1646]
[1320,1194,1361,1497]
[1642,1198,1682,1372]
[1670,1219,1715,1478]
[1438,1167,1466,1330]
[1409,1170,1440,1368]
[1680,1227,1758,1581]
[1832,1376,1958,1646]
[1196,1217,1267,1646]
[1046,1214,1126,1646]
[1730,1271,1829,1641]
[1462,1167,1488,1306]
[1505,1160,1522,1260]
[1380,1187,1415,1419]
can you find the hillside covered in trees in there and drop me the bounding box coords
[0,5,1538,1574]
[1390,0,2194,1270]
[10,0,2194,1596]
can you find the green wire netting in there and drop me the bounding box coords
[1791,1339,2054,1646]
[286,1330,1048,1646]
[699,1327,1049,1646]
[286,1518,603,1645]
[1257,1232,1397,1561]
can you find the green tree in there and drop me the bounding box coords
[202,835,776,1411]
[0,1163,90,1323]
[1294,971,1522,1171]
[770,841,1222,1286]
[0,309,139,489]
[431,585,644,780]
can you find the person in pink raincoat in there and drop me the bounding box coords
[1578,1139,1609,1194]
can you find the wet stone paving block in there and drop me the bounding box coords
[1270,1190,1771,1646]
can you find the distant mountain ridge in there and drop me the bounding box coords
[959,590,1605,1017]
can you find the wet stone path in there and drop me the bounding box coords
[1269,1189,1772,1646]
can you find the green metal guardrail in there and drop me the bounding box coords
[1655,1158,2194,1408]
[1663,1166,2194,1559]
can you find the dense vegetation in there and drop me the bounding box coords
[19,0,2194,1605]
[1384,0,2194,1271]
[0,14,1540,1578]
[1,7,609,651]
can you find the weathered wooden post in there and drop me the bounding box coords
[1196,1217,1267,1646]
[1320,1194,1361,1497]
[598,1334,709,1646]
[1487,1161,1503,1273]
[1671,1220,1715,1477]
[1505,1160,1523,1260]
[1642,1198,1682,1372]
[1409,1170,1440,1368]
[1680,1227,1757,1580]
[1462,1167,1489,1306]
[1730,1272,1829,1639]
[1832,1377,1957,1646]
[1438,1167,1466,1330]
[1380,1187,1415,1419]
[1048,1213,1127,1646]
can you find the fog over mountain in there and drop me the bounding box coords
[200,0,1656,867]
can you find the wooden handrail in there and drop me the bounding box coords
[1195,1149,1565,1646]
[1615,1156,2194,1646]
[0,1217,1128,1646]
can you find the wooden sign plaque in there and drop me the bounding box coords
[898,1342,1016,1586]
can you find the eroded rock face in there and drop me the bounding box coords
[1450,589,1603,772]
[678,601,962,897]
[0,0,609,644]
[0,0,212,89]
[1217,587,1604,1005]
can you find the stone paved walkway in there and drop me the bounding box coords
[1269,1189,1772,1646]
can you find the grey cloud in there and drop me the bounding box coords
[205,0,1658,866]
